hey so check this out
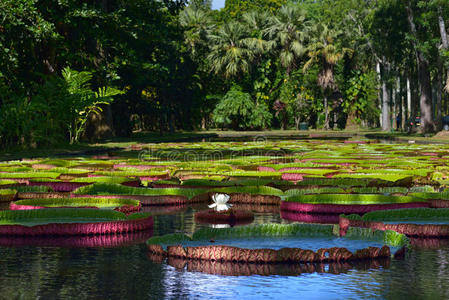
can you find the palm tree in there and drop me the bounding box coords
[242,11,275,57]
[206,21,255,79]
[179,7,213,61]
[265,5,309,75]
[304,23,348,130]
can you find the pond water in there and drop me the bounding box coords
[1,208,449,299]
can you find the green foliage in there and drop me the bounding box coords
[342,70,379,124]
[224,0,287,17]
[213,85,271,129]
[62,67,123,143]
[1,0,448,142]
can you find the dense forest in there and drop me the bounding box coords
[1,0,448,148]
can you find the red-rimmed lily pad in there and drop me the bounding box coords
[281,194,428,214]
[0,189,17,202]
[10,197,141,214]
[0,230,153,248]
[0,209,153,236]
[194,209,254,225]
[339,208,449,237]
[147,224,408,265]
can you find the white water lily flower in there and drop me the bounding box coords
[208,193,232,212]
[212,224,231,229]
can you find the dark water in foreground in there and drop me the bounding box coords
[1,209,449,300]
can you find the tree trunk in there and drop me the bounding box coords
[324,95,329,130]
[391,81,396,130]
[436,64,443,130]
[201,116,206,130]
[417,56,435,132]
[376,62,383,128]
[407,75,412,120]
[406,3,435,133]
[438,11,449,93]
[400,76,406,130]
[381,63,391,131]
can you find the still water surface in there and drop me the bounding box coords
[0,209,449,299]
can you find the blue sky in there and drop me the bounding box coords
[212,0,225,10]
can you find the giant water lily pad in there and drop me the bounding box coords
[0,209,153,235]
[147,223,408,266]
[281,194,428,214]
[340,208,449,237]
[10,197,141,213]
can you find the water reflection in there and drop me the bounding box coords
[0,231,152,248]
[0,208,449,298]
[149,254,391,276]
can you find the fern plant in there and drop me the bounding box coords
[62,67,123,143]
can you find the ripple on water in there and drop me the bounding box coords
[0,208,449,299]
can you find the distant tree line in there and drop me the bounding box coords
[0,0,448,148]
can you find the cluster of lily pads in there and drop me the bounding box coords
[1,139,449,272]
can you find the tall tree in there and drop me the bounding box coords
[266,5,308,76]
[304,23,347,130]
[207,21,255,79]
[405,1,436,133]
